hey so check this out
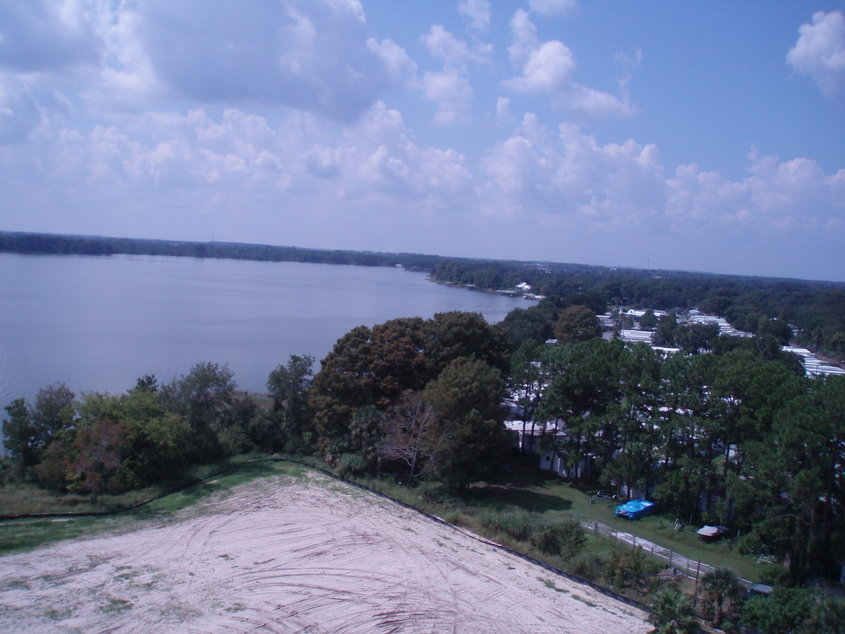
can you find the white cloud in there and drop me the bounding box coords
[503,9,632,119]
[421,70,473,124]
[527,0,577,17]
[367,37,417,84]
[132,0,395,121]
[507,9,538,67]
[418,25,489,124]
[787,10,845,98]
[496,96,513,121]
[481,116,844,237]
[458,0,491,32]
[504,41,575,93]
[422,25,486,69]
[560,83,636,119]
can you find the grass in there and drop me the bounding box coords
[350,455,767,585]
[0,456,302,554]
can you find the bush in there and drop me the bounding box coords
[336,453,368,478]
[570,552,603,582]
[530,518,586,558]
[606,546,658,589]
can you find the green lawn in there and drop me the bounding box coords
[461,460,770,582]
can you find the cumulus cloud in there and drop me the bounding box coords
[458,0,491,32]
[503,10,634,119]
[421,70,473,124]
[132,0,395,121]
[527,0,577,17]
[504,41,575,93]
[507,9,538,66]
[418,24,490,124]
[787,10,845,98]
[422,25,484,69]
[481,116,844,235]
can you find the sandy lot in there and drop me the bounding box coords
[0,473,650,632]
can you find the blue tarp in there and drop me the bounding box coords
[615,499,655,520]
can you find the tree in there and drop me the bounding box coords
[378,391,436,481]
[498,305,555,348]
[309,325,377,459]
[653,313,678,347]
[2,383,75,469]
[648,588,698,634]
[639,308,658,331]
[674,323,719,354]
[737,375,845,581]
[740,587,828,634]
[2,399,35,467]
[553,305,601,344]
[423,357,508,491]
[507,341,546,454]
[701,567,743,628]
[161,362,238,460]
[264,354,314,452]
[423,311,507,376]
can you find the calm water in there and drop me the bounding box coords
[0,253,533,407]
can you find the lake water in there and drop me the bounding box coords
[0,253,533,408]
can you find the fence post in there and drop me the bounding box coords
[693,560,701,608]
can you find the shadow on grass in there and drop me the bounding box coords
[466,486,573,513]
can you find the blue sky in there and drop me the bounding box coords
[1,1,844,281]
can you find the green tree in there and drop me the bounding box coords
[740,587,822,634]
[737,375,845,581]
[648,588,698,634]
[653,313,678,347]
[161,362,238,461]
[700,567,743,628]
[423,357,507,491]
[309,325,376,459]
[423,311,507,376]
[639,308,658,331]
[553,305,601,344]
[263,354,314,452]
[507,341,546,454]
[2,383,75,469]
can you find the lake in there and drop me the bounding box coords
[0,253,534,408]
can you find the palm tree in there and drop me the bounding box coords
[701,567,743,628]
[648,588,699,634]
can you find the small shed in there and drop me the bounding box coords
[615,499,655,520]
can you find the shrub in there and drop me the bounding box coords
[530,518,586,558]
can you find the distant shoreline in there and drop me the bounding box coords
[0,230,446,272]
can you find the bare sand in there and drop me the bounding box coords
[0,473,650,632]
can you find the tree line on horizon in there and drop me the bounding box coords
[431,258,845,362]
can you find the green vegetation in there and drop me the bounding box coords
[0,457,296,554]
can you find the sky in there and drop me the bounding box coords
[1,1,844,282]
